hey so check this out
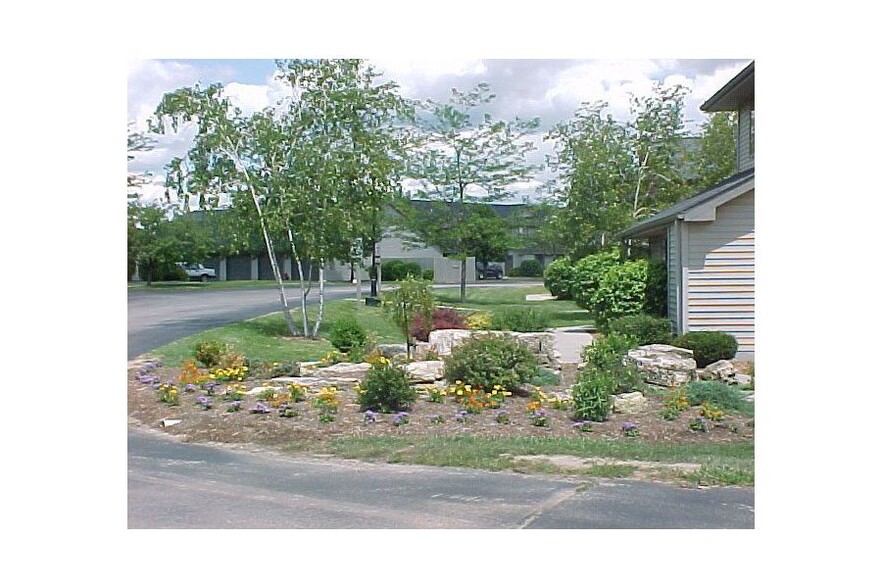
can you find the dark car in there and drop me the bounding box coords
[476,262,504,280]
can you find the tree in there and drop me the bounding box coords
[382,276,435,360]
[150,60,410,338]
[127,122,156,202]
[546,84,689,256]
[150,82,302,336]
[686,111,737,191]
[403,83,539,301]
[459,204,516,267]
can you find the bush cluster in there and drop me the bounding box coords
[590,259,648,330]
[489,307,550,332]
[410,307,468,342]
[571,333,640,422]
[543,257,575,299]
[329,315,367,353]
[357,361,416,413]
[194,339,227,368]
[673,331,738,368]
[606,314,672,345]
[443,335,539,392]
[569,250,621,310]
[517,259,543,277]
[422,269,434,281]
[685,380,753,416]
[382,260,423,281]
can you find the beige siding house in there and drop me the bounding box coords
[620,62,755,359]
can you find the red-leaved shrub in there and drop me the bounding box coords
[410,307,468,342]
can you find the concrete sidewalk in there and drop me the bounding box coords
[548,327,594,364]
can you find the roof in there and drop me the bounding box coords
[617,167,755,239]
[701,61,755,112]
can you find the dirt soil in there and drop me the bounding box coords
[127,359,755,449]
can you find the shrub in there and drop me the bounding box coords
[329,315,367,352]
[194,339,227,368]
[645,258,667,317]
[443,335,539,392]
[517,259,542,277]
[422,269,434,281]
[410,307,468,342]
[400,262,423,280]
[579,333,641,395]
[357,361,416,413]
[465,312,493,330]
[489,307,550,332]
[685,380,753,415]
[672,331,738,368]
[590,259,648,330]
[382,260,405,281]
[507,266,522,277]
[571,374,615,422]
[570,250,621,308]
[543,257,575,299]
[606,314,672,345]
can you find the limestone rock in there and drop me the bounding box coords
[699,360,737,381]
[613,392,649,414]
[310,362,371,382]
[244,385,282,396]
[626,344,697,387]
[427,329,476,356]
[404,361,445,383]
[732,373,753,387]
[377,344,408,359]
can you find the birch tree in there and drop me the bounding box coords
[150,84,302,336]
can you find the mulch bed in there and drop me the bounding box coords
[128,359,755,449]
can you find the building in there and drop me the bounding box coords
[619,62,755,359]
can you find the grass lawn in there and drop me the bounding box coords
[434,285,592,329]
[148,285,590,367]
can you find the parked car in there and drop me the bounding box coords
[176,263,217,282]
[476,262,504,280]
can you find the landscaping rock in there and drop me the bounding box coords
[411,342,434,361]
[613,392,649,414]
[377,344,408,359]
[297,361,323,377]
[427,329,475,356]
[269,377,354,389]
[511,332,557,365]
[699,360,737,381]
[245,385,282,396]
[404,361,445,383]
[310,362,372,381]
[626,344,697,387]
[732,373,753,388]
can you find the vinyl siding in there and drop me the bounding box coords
[666,223,681,332]
[737,103,754,172]
[685,190,755,357]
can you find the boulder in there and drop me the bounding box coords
[612,392,649,414]
[244,385,282,396]
[297,361,323,377]
[699,360,737,381]
[404,361,445,383]
[732,373,753,388]
[376,344,408,359]
[625,344,697,387]
[427,329,475,356]
[310,362,372,381]
[511,332,557,365]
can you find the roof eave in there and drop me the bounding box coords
[701,61,755,112]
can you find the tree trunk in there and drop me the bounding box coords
[311,262,326,339]
[294,256,310,336]
[460,257,466,303]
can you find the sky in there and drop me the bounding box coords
[128,58,752,205]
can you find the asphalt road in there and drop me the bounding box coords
[128,428,754,529]
[127,283,361,359]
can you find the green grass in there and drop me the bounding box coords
[149,298,404,366]
[434,286,592,329]
[318,435,753,485]
[145,286,590,367]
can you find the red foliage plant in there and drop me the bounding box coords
[410,307,467,342]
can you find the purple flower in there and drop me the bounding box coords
[622,421,638,431]
[363,410,377,424]
[185,384,198,393]
[251,402,271,414]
